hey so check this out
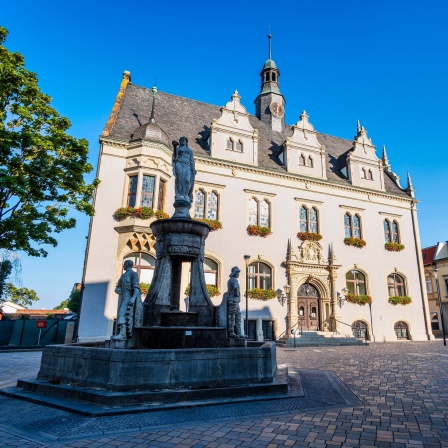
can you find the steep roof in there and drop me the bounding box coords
[422,245,436,265]
[106,83,411,198]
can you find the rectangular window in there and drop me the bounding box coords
[157,179,166,211]
[141,175,155,208]
[344,214,351,238]
[194,190,205,219]
[248,199,258,225]
[426,278,433,294]
[444,277,448,296]
[260,201,270,228]
[207,192,218,220]
[127,176,138,207]
[262,320,275,340]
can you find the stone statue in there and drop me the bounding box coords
[112,260,141,340]
[172,137,196,205]
[226,266,244,338]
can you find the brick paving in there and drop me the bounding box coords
[0,342,448,447]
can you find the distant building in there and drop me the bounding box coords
[78,38,432,343]
[422,242,448,335]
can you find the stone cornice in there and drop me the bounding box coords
[379,211,403,218]
[244,189,276,197]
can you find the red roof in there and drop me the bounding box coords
[422,246,436,266]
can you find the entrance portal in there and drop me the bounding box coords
[297,283,320,331]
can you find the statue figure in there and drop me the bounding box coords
[172,137,196,204]
[226,266,244,338]
[112,260,141,340]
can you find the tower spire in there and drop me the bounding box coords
[268,29,272,59]
[150,85,157,123]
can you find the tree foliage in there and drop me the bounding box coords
[3,283,39,307]
[0,27,99,257]
[54,288,80,313]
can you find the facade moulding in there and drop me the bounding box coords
[195,180,227,189]
[379,211,403,218]
[294,197,323,205]
[339,205,365,212]
[244,189,276,197]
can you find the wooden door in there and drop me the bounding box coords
[297,283,320,331]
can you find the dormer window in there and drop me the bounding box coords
[299,154,306,166]
[226,138,234,151]
[368,169,373,180]
[235,140,243,152]
[361,168,367,179]
[309,156,314,168]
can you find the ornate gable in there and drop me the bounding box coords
[284,111,327,179]
[209,91,259,165]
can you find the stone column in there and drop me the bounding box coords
[287,274,298,333]
[329,268,340,333]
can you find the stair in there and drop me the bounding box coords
[277,331,367,347]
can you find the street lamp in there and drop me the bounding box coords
[244,255,250,337]
[433,268,446,346]
[279,284,290,306]
[337,287,349,308]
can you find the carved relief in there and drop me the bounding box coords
[298,241,326,265]
[298,283,319,297]
[168,246,200,256]
[126,233,155,252]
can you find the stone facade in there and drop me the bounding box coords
[77,47,432,344]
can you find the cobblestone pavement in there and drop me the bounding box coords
[1,342,448,447]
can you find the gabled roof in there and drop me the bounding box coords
[422,245,436,265]
[106,83,411,199]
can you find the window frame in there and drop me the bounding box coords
[123,252,156,283]
[299,205,319,234]
[248,261,273,290]
[193,184,223,221]
[344,212,362,238]
[387,273,406,297]
[345,269,367,295]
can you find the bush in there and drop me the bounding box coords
[346,293,372,305]
[344,237,366,248]
[388,295,412,305]
[114,207,169,221]
[297,231,322,242]
[247,288,277,301]
[385,242,405,252]
[247,225,271,237]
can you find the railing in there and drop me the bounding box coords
[275,321,299,342]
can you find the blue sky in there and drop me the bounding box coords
[2,0,447,309]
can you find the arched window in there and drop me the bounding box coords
[431,313,440,331]
[248,198,258,225]
[311,306,317,317]
[392,221,399,243]
[388,273,405,297]
[368,169,373,180]
[344,213,352,238]
[260,200,270,228]
[394,321,409,339]
[235,140,243,152]
[299,206,308,232]
[352,321,368,339]
[361,168,366,179]
[207,192,218,220]
[203,258,218,286]
[194,190,205,219]
[226,138,234,151]
[299,306,305,316]
[272,73,276,82]
[266,72,270,82]
[299,154,306,166]
[353,214,361,238]
[346,270,366,295]
[248,262,272,290]
[123,252,156,284]
[384,220,391,243]
[308,156,314,167]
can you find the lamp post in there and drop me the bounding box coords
[279,284,290,306]
[433,268,446,346]
[337,287,349,308]
[244,255,250,337]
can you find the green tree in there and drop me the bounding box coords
[3,283,39,307]
[0,27,99,257]
[53,289,80,313]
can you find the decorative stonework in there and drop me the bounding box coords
[126,233,155,252]
[298,241,326,265]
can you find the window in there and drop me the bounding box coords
[194,189,219,220]
[344,213,362,238]
[266,72,270,82]
[123,252,156,284]
[262,320,275,340]
[299,206,319,233]
[157,179,166,211]
[384,219,400,243]
[272,73,276,82]
[127,176,138,207]
[235,140,243,152]
[308,156,314,168]
[368,169,373,180]
[388,273,405,297]
[426,278,433,294]
[226,138,234,151]
[352,321,368,339]
[194,190,206,218]
[299,153,306,166]
[299,306,305,316]
[141,175,155,208]
[361,168,366,179]
[431,313,440,331]
[203,258,218,286]
[249,198,270,228]
[394,321,409,339]
[444,277,448,296]
[248,262,272,289]
[346,270,366,295]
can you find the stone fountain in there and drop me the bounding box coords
[3,137,287,414]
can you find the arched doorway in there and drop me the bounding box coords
[394,321,410,340]
[352,320,369,340]
[297,283,320,331]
